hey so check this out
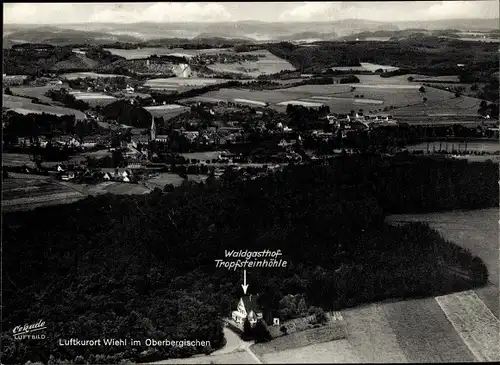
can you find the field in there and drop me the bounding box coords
[3,153,36,168]
[181,151,223,161]
[436,291,500,362]
[387,208,499,318]
[406,141,500,153]
[249,209,499,363]
[68,91,117,107]
[87,181,151,195]
[144,77,232,91]
[10,85,66,104]
[256,296,491,363]
[259,340,360,363]
[153,350,258,364]
[183,83,481,116]
[104,47,232,60]
[3,94,87,119]
[2,173,86,212]
[61,72,130,80]
[144,104,190,119]
[330,62,399,72]
[207,49,295,77]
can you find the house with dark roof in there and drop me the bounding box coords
[232,294,263,326]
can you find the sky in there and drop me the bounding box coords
[3,1,499,24]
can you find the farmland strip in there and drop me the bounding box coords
[436,291,500,362]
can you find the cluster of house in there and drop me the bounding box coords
[15,135,104,149]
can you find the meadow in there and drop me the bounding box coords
[3,153,36,168]
[3,94,87,119]
[144,104,190,119]
[145,173,208,190]
[144,77,232,91]
[104,47,232,60]
[406,141,500,153]
[88,181,151,195]
[2,174,86,212]
[207,49,295,77]
[61,72,130,80]
[68,91,117,107]
[184,83,480,116]
[10,85,66,104]
[330,62,399,72]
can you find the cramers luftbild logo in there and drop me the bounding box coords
[13,320,47,340]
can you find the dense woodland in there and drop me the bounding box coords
[101,100,153,128]
[266,38,499,76]
[2,155,496,364]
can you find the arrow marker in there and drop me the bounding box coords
[241,269,249,294]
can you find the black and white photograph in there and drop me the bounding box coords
[2,1,499,364]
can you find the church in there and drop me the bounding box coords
[232,294,263,326]
[149,116,170,155]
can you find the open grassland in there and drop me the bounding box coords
[3,94,86,119]
[436,291,500,362]
[208,49,295,77]
[104,47,232,60]
[61,72,130,80]
[185,83,480,116]
[336,298,476,363]
[146,173,185,189]
[381,298,476,362]
[68,91,117,107]
[391,94,482,117]
[10,85,66,104]
[3,153,36,168]
[144,77,232,92]
[88,181,151,196]
[331,62,399,72]
[260,340,360,363]
[252,323,347,359]
[152,350,258,364]
[406,141,500,153]
[145,104,190,119]
[181,151,223,161]
[2,175,86,212]
[387,208,499,318]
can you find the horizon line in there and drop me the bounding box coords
[4,16,500,26]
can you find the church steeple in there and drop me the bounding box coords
[150,116,156,141]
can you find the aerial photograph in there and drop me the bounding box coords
[1,1,499,364]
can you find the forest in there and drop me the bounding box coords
[101,100,153,128]
[2,154,496,364]
[266,38,499,75]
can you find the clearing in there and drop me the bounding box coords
[2,173,86,212]
[104,47,232,60]
[144,104,190,120]
[61,72,130,80]
[207,49,295,77]
[3,94,86,119]
[185,83,480,116]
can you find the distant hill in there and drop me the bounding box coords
[3,27,144,48]
[277,32,338,42]
[193,33,254,42]
[4,19,498,47]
